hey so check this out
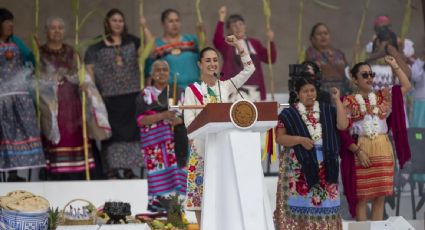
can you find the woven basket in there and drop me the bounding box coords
[59,199,96,225]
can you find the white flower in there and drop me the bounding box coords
[355,92,380,139]
[296,101,322,142]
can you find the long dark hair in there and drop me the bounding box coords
[350,62,371,79]
[0,8,14,41]
[288,77,316,104]
[104,8,128,42]
[161,9,180,23]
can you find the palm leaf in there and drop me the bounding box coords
[400,0,412,40]
[312,0,340,10]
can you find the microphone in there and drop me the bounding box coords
[223,72,245,100]
[213,72,223,103]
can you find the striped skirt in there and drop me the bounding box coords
[140,120,187,212]
[355,134,394,199]
[0,93,45,171]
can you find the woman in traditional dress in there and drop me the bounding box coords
[144,8,201,89]
[0,8,45,181]
[85,9,142,179]
[213,6,276,101]
[341,55,411,221]
[305,23,350,95]
[136,60,187,212]
[273,77,348,229]
[183,35,255,224]
[39,17,95,180]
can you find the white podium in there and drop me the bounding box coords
[187,102,277,230]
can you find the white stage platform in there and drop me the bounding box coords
[1,178,424,230]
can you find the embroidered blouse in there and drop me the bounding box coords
[343,89,392,136]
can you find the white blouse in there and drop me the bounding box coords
[184,54,255,128]
[350,115,389,137]
[183,54,255,157]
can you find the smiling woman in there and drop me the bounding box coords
[84,8,143,180]
[183,35,255,225]
[341,58,411,221]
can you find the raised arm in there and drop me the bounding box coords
[386,44,411,79]
[212,6,228,52]
[223,36,255,91]
[139,16,155,46]
[330,88,348,130]
[384,55,412,95]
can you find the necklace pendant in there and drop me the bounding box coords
[171,48,181,56]
[115,55,124,67]
[4,50,14,61]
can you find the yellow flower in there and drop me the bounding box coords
[189,158,198,165]
[188,173,195,181]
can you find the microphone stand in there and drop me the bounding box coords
[225,72,245,100]
[213,72,223,102]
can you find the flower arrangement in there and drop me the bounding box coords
[296,101,322,141]
[355,93,380,139]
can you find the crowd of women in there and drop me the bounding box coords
[1,4,424,229]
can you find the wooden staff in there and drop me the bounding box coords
[400,0,412,41]
[72,0,90,180]
[263,0,275,100]
[195,0,206,49]
[352,0,370,64]
[32,0,41,128]
[173,73,178,105]
[296,0,305,63]
[139,0,145,90]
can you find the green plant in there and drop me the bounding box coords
[48,207,60,230]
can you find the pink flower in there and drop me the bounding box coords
[146,159,155,170]
[168,154,176,165]
[326,183,339,200]
[312,195,322,206]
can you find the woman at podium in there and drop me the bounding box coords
[274,78,348,229]
[183,35,255,224]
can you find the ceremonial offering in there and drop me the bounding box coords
[0,190,49,230]
[60,199,96,226]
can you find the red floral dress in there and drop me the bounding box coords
[274,114,342,230]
